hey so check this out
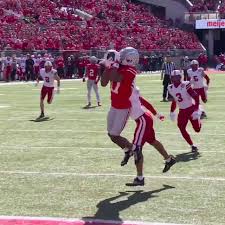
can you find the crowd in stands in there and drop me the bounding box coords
[219,0,225,18]
[0,0,203,52]
[189,0,220,12]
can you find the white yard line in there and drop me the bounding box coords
[0,170,224,182]
[2,129,225,136]
[0,146,223,153]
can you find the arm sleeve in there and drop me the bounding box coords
[187,86,199,109]
[171,100,177,112]
[139,96,157,115]
[204,73,210,85]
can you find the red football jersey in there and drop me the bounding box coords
[111,65,137,109]
[86,64,100,80]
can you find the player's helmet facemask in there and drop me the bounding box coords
[171,70,182,86]
[44,61,53,72]
[120,47,139,67]
[191,60,199,71]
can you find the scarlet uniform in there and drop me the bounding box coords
[40,68,57,103]
[86,63,100,80]
[111,65,137,109]
[107,65,137,136]
[187,67,208,102]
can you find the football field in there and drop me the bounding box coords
[0,73,225,225]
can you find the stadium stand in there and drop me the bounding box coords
[0,0,203,51]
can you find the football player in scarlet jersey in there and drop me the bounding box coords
[187,60,210,119]
[35,61,60,119]
[101,48,139,163]
[125,86,176,186]
[83,56,101,107]
[168,70,202,153]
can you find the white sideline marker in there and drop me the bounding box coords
[0,216,192,225]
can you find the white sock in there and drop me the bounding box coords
[123,148,129,153]
[137,176,144,180]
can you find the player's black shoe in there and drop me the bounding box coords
[121,150,133,166]
[126,177,145,186]
[163,156,176,173]
[37,113,45,120]
[133,146,143,165]
[191,145,199,153]
[200,111,207,119]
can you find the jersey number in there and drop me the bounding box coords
[176,93,183,102]
[45,77,50,83]
[194,76,199,82]
[111,82,120,94]
[89,69,94,77]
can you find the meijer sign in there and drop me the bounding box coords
[196,19,225,29]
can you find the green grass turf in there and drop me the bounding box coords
[0,74,225,225]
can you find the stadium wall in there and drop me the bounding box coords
[138,0,187,22]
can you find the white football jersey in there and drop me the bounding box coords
[168,81,194,109]
[187,68,205,89]
[129,86,145,120]
[40,68,57,87]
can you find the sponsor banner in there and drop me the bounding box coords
[196,19,225,29]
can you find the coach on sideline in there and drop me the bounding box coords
[161,55,175,102]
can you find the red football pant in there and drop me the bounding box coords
[133,113,156,147]
[41,86,54,104]
[177,105,201,146]
[194,87,207,103]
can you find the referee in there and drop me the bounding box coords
[161,55,175,102]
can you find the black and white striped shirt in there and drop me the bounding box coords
[162,62,176,75]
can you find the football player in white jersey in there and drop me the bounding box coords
[35,61,60,119]
[187,60,210,119]
[124,86,176,186]
[168,70,202,153]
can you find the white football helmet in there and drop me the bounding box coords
[44,61,53,67]
[120,47,139,66]
[90,56,98,64]
[191,60,199,65]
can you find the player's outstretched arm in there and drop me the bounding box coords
[187,87,199,110]
[54,73,60,93]
[101,68,122,87]
[203,72,210,86]
[140,96,157,115]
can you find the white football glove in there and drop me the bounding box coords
[191,110,202,120]
[170,112,177,122]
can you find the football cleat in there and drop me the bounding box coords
[86,103,91,108]
[121,150,133,166]
[133,146,143,165]
[126,177,145,186]
[200,111,207,119]
[37,113,45,119]
[191,145,199,153]
[98,102,101,107]
[163,156,176,173]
